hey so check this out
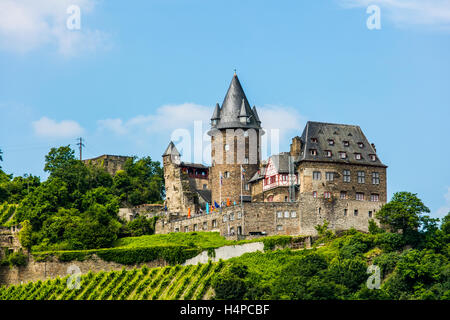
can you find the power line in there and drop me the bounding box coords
[76,137,85,161]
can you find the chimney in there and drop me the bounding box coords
[290,136,302,157]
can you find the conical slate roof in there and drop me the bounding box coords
[252,106,261,124]
[162,141,180,157]
[210,74,261,130]
[211,103,221,120]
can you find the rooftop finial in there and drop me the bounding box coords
[234,68,237,76]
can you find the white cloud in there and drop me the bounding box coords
[32,117,84,139]
[436,186,450,218]
[0,0,109,56]
[338,0,450,30]
[97,103,305,138]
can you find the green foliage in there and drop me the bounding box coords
[1,249,28,267]
[18,220,33,249]
[123,216,158,237]
[315,220,334,243]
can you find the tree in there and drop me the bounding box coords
[18,220,33,250]
[0,148,3,168]
[376,192,431,244]
[44,145,76,174]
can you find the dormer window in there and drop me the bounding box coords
[211,119,218,126]
[311,138,318,143]
[343,141,350,147]
[369,154,377,162]
[339,152,347,159]
[358,142,364,148]
[328,139,334,146]
[325,150,332,158]
[310,149,317,156]
[355,153,362,160]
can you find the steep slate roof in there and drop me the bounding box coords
[162,141,180,157]
[248,166,267,183]
[270,152,297,174]
[298,121,387,167]
[210,74,262,131]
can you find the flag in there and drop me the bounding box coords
[233,201,236,206]
[241,165,245,179]
[206,202,210,214]
[227,198,230,207]
[214,201,220,208]
[220,172,223,185]
[188,208,191,218]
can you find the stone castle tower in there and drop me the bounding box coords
[208,73,263,205]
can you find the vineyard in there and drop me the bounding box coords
[0,203,16,226]
[0,261,223,300]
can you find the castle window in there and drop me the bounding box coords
[372,172,380,185]
[244,183,249,191]
[284,211,290,218]
[285,196,288,202]
[311,138,318,143]
[193,224,198,231]
[310,149,317,156]
[184,226,189,232]
[237,212,242,219]
[203,222,208,230]
[343,141,350,147]
[356,192,365,201]
[368,211,373,218]
[357,171,365,184]
[313,191,317,198]
[277,211,283,218]
[270,176,276,184]
[370,154,377,162]
[291,211,297,218]
[224,171,231,178]
[224,144,230,151]
[326,172,334,181]
[203,184,207,190]
[223,215,228,222]
[277,225,283,231]
[212,220,217,228]
[267,195,274,202]
[328,139,335,146]
[175,227,179,232]
[355,153,362,160]
[354,209,359,216]
[244,157,249,164]
[325,150,332,158]
[344,209,348,216]
[313,171,321,180]
[318,207,321,214]
[343,170,351,182]
[339,152,347,159]
[230,227,235,235]
[230,213,235,221]
[371,194,380,202]
[358,142,364,148]
[340,191,348,199]
[324,192,331,199]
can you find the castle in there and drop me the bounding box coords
[155,74,388,238]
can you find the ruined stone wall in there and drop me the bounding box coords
[83,155,132,176]
[118,204,164,222]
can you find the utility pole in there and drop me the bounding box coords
[76,137,85,161]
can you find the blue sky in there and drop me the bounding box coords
[0,0,449,219]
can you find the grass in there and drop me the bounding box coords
[112,232,234,249]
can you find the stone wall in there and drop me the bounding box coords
[0,255,167,286]
[118,204,164,222]
[82,155,132,176]
[298,161,387,203]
